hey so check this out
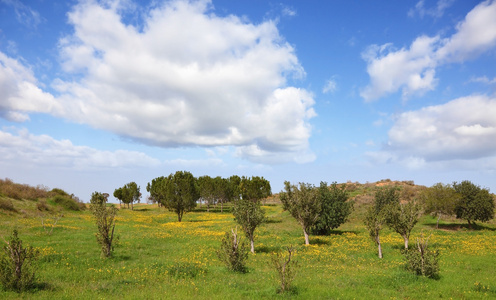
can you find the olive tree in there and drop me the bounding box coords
[280,181,321,245]
[453,180,495,228]
[232,198,266,253]
[113,182,141,210]
[164,171,199,222]
[419,183,458,229]
[385,200,422,249]
[364,186,399,258]
[312,182,354,235]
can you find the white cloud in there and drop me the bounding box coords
[0,128,160,170]
[382,95,496,163]
[362,0,496,101]
[470,76,496,85]
[322,77,338,94]
[4,0,315,163]
[0,52,60,120]
[408,0,454,19]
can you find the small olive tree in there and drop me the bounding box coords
[90,192,117,258]
[0,230,39,292]
[217,227,249,272]
[403,233,440,278]
[385,200,422,249]
[272,246,298,294]
[232,198,266,253]
[280,181,321,245]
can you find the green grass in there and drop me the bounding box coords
[1,201,496,299]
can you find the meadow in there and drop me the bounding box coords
[1,197,496,299]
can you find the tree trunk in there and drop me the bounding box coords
[119,201,121,209]
[221,201,223,213]
[250,237,255,253]
[467,219,472,229]
[178,212,182,222]
[436,214,441,229]
[377,235,383,258]
[303,228,310,245]
[131,202,134,210]
[403,235,409,249]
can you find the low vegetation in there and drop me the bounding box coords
[0,177,494,299]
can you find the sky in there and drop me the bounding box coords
[1,0,496,202]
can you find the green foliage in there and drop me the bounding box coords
[164,171,199,222]
[385,200,422,249]
[0,230,39,292]
[364,205,385,258]
[403,233,440,278]
[216,228,249,273]
[453,180,495,227]
[271,246,298,294]
[232,198,266,253]
[280,181,321,245]
[419,183,458,228]
[114,182,141,209]
[52,195,80,211]
[90,192,118,258]
[240,176,272,202]
[374,186,400,213]
[312,182,354,235]
[363,187,400,258]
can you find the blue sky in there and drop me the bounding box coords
[1,0,496,201]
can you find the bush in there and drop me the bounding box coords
[403,233,440,278]
[52,195,80,211]
[272,246,298,294]
[216,228,249,272]
[0,199,17,212]
[36,200,50,212]
[90,192,118,258]
[0,230,39,292]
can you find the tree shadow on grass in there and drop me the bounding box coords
[424,222,496,231]
[256,245,281,253]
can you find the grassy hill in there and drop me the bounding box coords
[0,178,495,299]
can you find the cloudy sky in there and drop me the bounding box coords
[1,0,496,201]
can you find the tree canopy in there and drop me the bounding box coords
[453,180,495,227]
[312,182,354,235]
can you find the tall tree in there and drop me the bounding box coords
[453,180,495,228]
[198,175,216,211]
[312,182,354,235]
[419,183,458,228]
[280,181,321,245]
[164,171,199,222]
[146,176,168,208]
[240,176,272,202]
[232,198,266,253]
[114,182,141,210]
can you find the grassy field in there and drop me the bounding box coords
[1,197,496,299]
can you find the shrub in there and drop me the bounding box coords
[0,199,17,212]
[90,192,118,258]
[272,246,298,294]
[36,200,50,212]
[0,230,39,292]
[52,195,80,211]
[216,227,249,272]
[403,233,440,278]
